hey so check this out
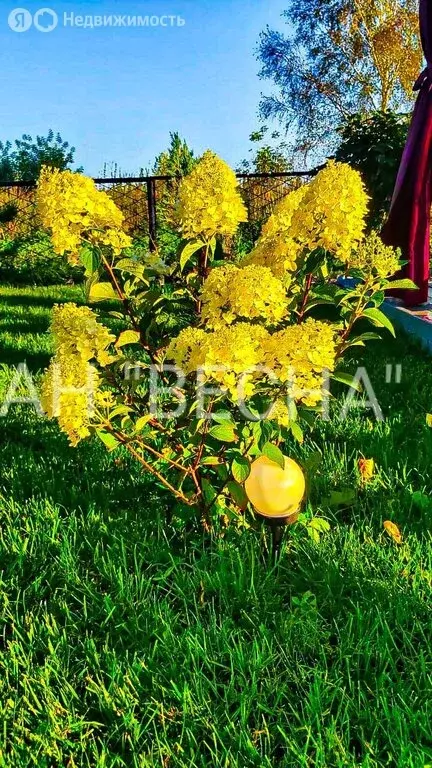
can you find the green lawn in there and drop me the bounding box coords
[0,285,431,768]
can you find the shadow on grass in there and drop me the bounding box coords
[0,349,51,371]
[0,407,167,521]
[0,318,52,335]
[0,289,85,309]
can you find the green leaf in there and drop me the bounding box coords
[307,517,331,543]
[226,480,248,510]
[135,415,152,432]
[200,456,221,466]
[209,424,238,443]
[349,332,382,343]
[85,270,101,303]
[303,247,326,273]
[290,422,304,443]
[385,278,417,291]
[115,330,141,348]
[115,258,147,280]
[231,455,251,483]
[89,282,119,303]
[304,298,337,311]
[299,409,316,428]
[201,478,217,505]
[96,430,120,452]
[325,488,356,508]
[331,371,362,392]
[79,245,99,277]
[361,307,395,337]
[251,421,263,444]
[309,518,331,533]
[262,442,285,470]
[370,290,385,307]
[216,463,229,482]
[212,411,233,425]
[179,240,204,272]
[109,405,132,418]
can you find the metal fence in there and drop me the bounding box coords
[0,169,317,250]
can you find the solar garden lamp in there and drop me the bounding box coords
[245,455,306,562]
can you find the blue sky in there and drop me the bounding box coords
[0,0,288,175]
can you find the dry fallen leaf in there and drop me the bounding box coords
[384,520,403,544]
[358,458,375,482]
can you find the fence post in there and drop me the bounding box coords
[146,178,157,252]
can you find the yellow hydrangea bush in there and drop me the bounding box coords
[247,160,370,280]
[244,185,306,279]
[37,167,132,262]
[290,160,369,259]
[41,304,116,445]
[38,153,407,523]
[200,263,287,329]
[176,150,247,241]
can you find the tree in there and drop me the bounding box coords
[234,129,300,258]
[0,130,80,181]
[238,127,293,174]
[151,133,198,258]
[257,0,421,158]
[0,142,15,181]
[153,131,196,177]
[335,111,410,227]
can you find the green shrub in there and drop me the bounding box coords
[335,111,410,228]
[0,232,84,285]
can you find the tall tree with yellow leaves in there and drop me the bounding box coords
[258,0,422,158]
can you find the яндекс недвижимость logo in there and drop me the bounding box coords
[7,8,186,31]
[8,7,58,32]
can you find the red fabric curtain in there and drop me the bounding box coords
[381,0,432,306]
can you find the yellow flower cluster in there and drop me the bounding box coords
[41,304,116,445]
[50,302,116,366]
[200,264,287,329]
[167,323,269,399]
[166,327,208,375]
[176,150,247,241]
[168,317,336,406]
[41,356,100,447]
[37,168,132,262]
[347,231,400,278]
[247,162,369,279]
[290,161,369,261]
[267,399,291,428]
[245,186,307,279]
[264,319,336,406]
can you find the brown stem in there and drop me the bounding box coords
[198,245,210,280]
[337,279,373,353]
[101,255,137,328]
[192,397,215,470]
[100,253,160,361]
[110,427,196,506]
[196,243,211,313]
[297,273,314,323]
[201,437,255,518]
[133,436,190,474]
